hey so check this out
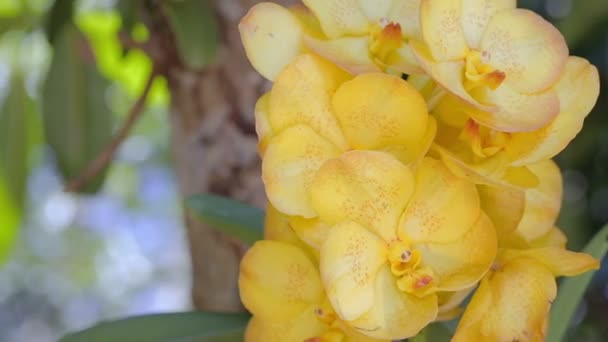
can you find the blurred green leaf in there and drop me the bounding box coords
[409,323,452,342]
[162,0,218,69]
[556,1,608,47]
[0,0,21,17]
[45,0,75,43]
[42,23,114,193]
[186,194,263,244]
[0,178,18,265]
[0,75,37,208]
[0,14,35,34]
[0,0,50,34]
[116,0,141,36]
[59,311,249,342]
[548,224,608,342]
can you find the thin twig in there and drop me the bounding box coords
[64,69,158,193]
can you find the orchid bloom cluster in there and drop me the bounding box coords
[237,0,601,341]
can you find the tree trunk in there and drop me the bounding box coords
[165,0,287,311]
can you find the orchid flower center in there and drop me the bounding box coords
[464,50,506,91]
[313,300,338,325]
[460,119,510,158]
[306,302,344,342]
[388,240,436,297]
[369,20,404,66]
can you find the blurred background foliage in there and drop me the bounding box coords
[0,0,605,341]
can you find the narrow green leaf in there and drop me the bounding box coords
[408,331,427,342]
[162,0,218,69]
[116,0,141,36]
[0,178,18,265]
[0,14,36,34]
[0,74,39,266]
[548,224,608,342]
[425,323,452,341]
[42,23,114,193]
[44,0,75,43]
[0,75,36,208]
[59,311,249,342]
[186,194,264,244]
[408,323,452,342]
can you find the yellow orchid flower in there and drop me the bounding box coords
[239,0,425,80]
[504,57,600,165]
[264,203,322,262]
[455,180,597,342]
[264,203,305,245]
[257,54,435,238]
[436,287,475,321]
[528,226,568,249]
[313,152,497,339]
[239,240,387,342]
[411,0,568,132]
[428,55,599,189]
[453,246,599,342]
[478,159,562,246]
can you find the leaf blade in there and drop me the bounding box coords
[0,178,18,265]
[162,0,218,69]
[45,0,75,43]
[186,194,264,244]
[42,23,114,193]
[59,311,249,342]
[0,75,35,208]
[548,224,608,341]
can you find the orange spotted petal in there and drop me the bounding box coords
[311,150,415,242]
[453,258,555,342]
[420,0,469,62]
[461,0,517,48]
[479,8,568,94]
[268,54,350,149]
[303,0,370,38]
[331,73,429,152]
[262,125,341,218]
[507,57,600,165]
[468,83,560,133]
[240,240,324,321]
[320,221,388,321]
[399,158,480,243]
[416,211,497,291]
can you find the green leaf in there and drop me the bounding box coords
[548,224,608,342]
[186,194,264,244]
[0,14,36,34]
[0,74,37,209]
[0,0,21,17]
[409,323,452,342]
[556,2,608,48]
[0,73,40,266]
[59,311,249,342]
[0,178,18,265]
[45,0,75,43]
[162,0,218,69]
[116,0,141,36]
[42,23,114,193]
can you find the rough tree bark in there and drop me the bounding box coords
[163,0,293,311]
